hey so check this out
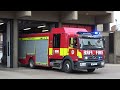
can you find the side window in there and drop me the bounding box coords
[53,34,61,48]
[69,37,73,48]
[73,38,77,48]
[69,37,77,48]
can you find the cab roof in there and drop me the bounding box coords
[51,27,88,34]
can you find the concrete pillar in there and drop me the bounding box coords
[103,23,110,63]
[93,24,97,32]
[58,21,62,27]
[58,17,62,27]
[109,33,114,63]
[6,21,11,67]
[103,23,110,32]
[58,12,63,27]
[104,36,109,63]
[95,13,114,24]
[61,11,78,21]
[113,31,120,64]
[12,19,18,68]
[100,32,109,63]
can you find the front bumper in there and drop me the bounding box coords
[74,60,105,70]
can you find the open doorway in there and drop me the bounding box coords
[0,33,3,63]
[18,20,58,34]
[18,20,58,67]
[109,32,114,63]
[0,19,7,66]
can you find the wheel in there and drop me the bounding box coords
[62,60,73,73]
[29,59,35,69]
[87,69,95,73]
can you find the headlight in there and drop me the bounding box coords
[98,56,102,59]
[84,56,88,60]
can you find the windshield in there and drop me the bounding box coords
[79,38,104,50]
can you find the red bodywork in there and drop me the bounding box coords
[19,27,105,67]
[49,28,87,60]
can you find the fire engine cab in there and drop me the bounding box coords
[19,27,105,73]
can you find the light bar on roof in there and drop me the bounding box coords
[94,32,100,35]
[77,31,100,35]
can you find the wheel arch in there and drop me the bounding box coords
[28,57,35,69]
[62,55,74,70]
[28,56,35,64]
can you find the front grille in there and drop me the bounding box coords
[84,55,102,60]
[84,60,99,62]
[89,55,98,60]
[88,64,99,67]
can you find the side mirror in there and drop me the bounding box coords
[102,38,105,41]
[103,38,105,41]
[80,44,81,47]
[102,38,105,48]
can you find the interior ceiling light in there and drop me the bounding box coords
[42,30,48,32]
[37,25,46,28]
[0,22,4,25]
[23,28,31,30]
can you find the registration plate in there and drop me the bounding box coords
[91,63,97,66]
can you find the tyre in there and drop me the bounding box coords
[87,69,95,73]
[29,59,35,69]
[62,60,73,73]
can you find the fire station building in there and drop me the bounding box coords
[0,11,113,68]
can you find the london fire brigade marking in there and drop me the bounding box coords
[84,50,103,55]
[71,50,74,55]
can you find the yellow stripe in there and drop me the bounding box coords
[49,48,53,55]
[49,47,82,58]
[19,36,49,41]
[60,48,64,56]
[77,50,82,58]
[64,48,69,56]
[60,48,69,56]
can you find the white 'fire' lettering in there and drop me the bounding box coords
[96,51,103,55]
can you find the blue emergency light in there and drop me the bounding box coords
[77,31,100,35]
[91,32,100,35]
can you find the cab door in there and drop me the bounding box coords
[69,37,78,61]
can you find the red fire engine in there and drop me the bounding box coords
[18,27,105,73]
